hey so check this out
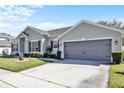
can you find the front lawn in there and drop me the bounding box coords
[0,58,48,72]
[108,63,124,88]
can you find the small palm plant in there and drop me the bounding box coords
[46,46,52,53]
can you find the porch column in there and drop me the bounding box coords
[41,38,45,54]
[17,39,20,53]
[25,38,28,53]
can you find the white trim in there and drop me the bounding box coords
[61,37,113,59]
[82,19,124,33]
[48,35,58,37]
[16,27,29,39]
[55,21,81,40]
[56,19,124,40]
[18,39,20,53]
[16,26,46,39]
[30,39,40,42]
[63,37,113,43]
[41,38,45,54]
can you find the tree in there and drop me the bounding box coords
[98,19,124,29]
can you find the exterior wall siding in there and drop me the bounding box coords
[25,29,44,40]
[11,22,122,58]
[59,23,122,58]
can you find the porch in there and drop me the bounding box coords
[12,37,42,54]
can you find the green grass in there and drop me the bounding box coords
[108,63,124,88]
[0,58,48,72]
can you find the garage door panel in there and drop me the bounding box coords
[64,39,111,62]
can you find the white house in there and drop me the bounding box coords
[0,33,14,55]
[11,19,124,64]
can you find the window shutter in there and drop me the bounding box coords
[38,40,41,52]
[51,41,53,49]
[11,44,13,52]
[58,40,59,50]
[29,42,31,52]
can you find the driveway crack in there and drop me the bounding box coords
[18,73,71,88]
[0,79,17,88]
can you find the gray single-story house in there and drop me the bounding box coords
[11,19,124,64]
[0,33,14,55]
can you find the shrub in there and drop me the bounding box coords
[24,53,42,58]
[112,52,123,64]
[43,53,48,58]
[46,46,52,53]
[49,54,57,58]
[33,53,37,57]
[35,53,42,58]
[30,53,35,57]
[31,53,37,58]
[24,53,30,57]
[56,51,61,59]
[0,54,15,58]
[16,53,19,56]
[32,53,42,58]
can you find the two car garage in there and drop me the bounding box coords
[58,20,122,64]
[64,39,112,63]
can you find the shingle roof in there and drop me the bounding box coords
[29,26,73,37]
[0,33,14,39]
[57,19,124,39]
[16,26,49,39]
[28,26,49,36]
[16,26,73,39]
[47,26,72,37]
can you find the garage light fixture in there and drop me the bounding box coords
[115,40,118,45]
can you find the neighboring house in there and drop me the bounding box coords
[11,19,124,64]
[0,33,14,55]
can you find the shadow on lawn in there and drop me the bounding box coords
[116,71,124,75]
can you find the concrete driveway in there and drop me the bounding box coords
[0,59,110,88]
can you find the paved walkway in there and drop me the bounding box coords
[0,60,110,88]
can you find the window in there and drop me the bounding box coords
[53,41,59,48]
[31,41,40,52]
[12,44,18,52]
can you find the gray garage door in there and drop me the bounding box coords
[64,39,112,62]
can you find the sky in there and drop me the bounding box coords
[0,5,124,37]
